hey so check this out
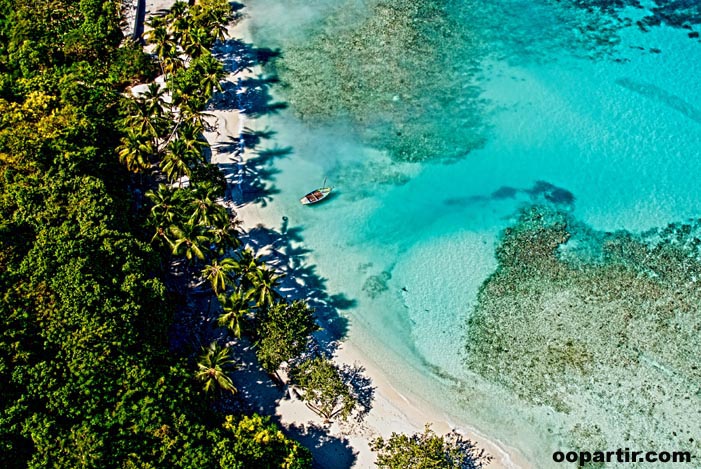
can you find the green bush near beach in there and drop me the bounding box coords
[371,424,492,469]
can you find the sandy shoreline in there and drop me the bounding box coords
[199,8,532,469]
[333,340,530,469]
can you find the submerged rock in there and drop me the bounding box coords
[362,271,392,298]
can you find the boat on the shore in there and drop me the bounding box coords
[300,186,333,205]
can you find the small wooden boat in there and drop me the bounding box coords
[300,187,332,205]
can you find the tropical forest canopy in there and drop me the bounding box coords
[0,0,311,467]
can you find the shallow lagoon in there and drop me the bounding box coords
[239,0,701,464]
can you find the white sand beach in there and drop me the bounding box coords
[197,9,532,469]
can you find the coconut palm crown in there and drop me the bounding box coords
[195,341,237,394]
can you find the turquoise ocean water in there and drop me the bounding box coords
[237,0,701,464]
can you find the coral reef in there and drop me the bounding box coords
[272,0,487,162]
[550,0,701,58]
[465,206,701,460]
[362,271,392,299]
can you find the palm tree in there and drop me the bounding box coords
[191,0,230,43]
[162,52,186,77]
[177,99,213,132]
[145,185,187,248]
[144,16,180,75]
[201,257,237,294]
[122,98,162,143]
[247,265,282,309]
[146,184,188,226]
[150,226,174,249]
[170,220,212,262]
[168,2,193,48]
[140,83,170,145]
[181,26,210,59]
[167,0,189,19]
[231,248,261,290]
[209,223,240,256]
[117,130,153,173]
[217,290,250,337]
[177,121,208,153]
[189,185,227,227]
[195,342,237,394]
[161,138,199,184]
[170,56,221,113]
[142,82,168,115]
[193,53,224,97]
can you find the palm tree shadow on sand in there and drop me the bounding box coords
[209,38,287,116]
[231,222,363,469]
[203,31,291,208]
[241,222,354,346]
[197,27,365,467]
[213,36,281,75]
[209,76,288,116]
[200,217,362,468]
[173,215,362,468]
[215,140,293,207]
[224,336,359,469]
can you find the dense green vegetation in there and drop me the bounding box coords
[290,356,357,423]
[0,0,312,467]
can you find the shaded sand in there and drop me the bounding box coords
[332,340,529,469]
[145,0,177,17]
[198,10,532,469]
